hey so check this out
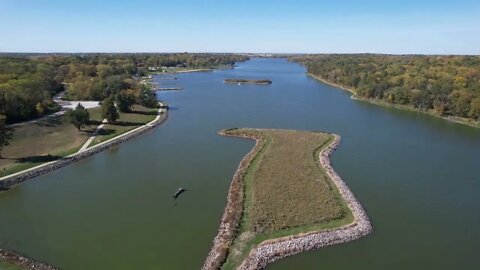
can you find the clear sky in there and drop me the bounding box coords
[1,0,479,54]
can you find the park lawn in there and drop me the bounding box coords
[0,105,157,178]
[0,109,101,178]
[220,129,353,269]
[89,104,157,146]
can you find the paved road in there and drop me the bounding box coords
[8,91,100,127]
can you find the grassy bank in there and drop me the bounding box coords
[308,73,480,128]
[0,105,159,178]
[0,111,99,177]
[90,104,158,146]
[219,129,353,269]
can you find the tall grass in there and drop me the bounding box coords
[219,129,352,269]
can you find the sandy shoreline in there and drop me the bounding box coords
[203,129,372,270]
[307,73,356,95]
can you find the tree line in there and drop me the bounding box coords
[0,53,248,123]
[291,54,480,122]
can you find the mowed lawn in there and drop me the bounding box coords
[0,105,158,178]
[0,112,99,177]
[221,128,353,269]
[90,104,158,146]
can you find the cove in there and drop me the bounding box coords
[0,58,479,269]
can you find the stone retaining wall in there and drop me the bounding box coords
[0,104,168,190]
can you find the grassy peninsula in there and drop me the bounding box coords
[208,128,354,269]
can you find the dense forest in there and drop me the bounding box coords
[0,53,248,123]
[291,55,480,122]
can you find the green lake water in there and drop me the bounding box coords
[0,58,479,269]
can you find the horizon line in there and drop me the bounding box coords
[1,51,479,56]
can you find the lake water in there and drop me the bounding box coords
[0,58,479,269]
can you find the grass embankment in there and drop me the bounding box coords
[0,113,97,177]
[89,104,157,146]
[0,105,158,178]
[309,73,480,128]
[220,129,353,269]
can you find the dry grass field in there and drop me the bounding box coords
[248,129,344,233]
[220,128,352,269]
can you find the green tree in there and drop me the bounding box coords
[115,89,136,112]
[65,103,90,131]
[102,97,119,123]
[0,115,13,158]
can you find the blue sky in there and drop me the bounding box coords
[0,0,479,54]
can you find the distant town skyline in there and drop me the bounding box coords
[1,0,479,54]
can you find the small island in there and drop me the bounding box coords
[224,79,272,85]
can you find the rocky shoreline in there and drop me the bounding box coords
[0,249,58,270]
[203,130,372,270]
[0,103,168,190]
[202,129,266,270]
